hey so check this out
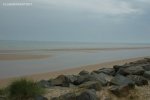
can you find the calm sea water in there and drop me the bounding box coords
[0,40,150,79]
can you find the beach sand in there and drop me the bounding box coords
[0,56,145,87]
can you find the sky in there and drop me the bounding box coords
[0,0,150,43]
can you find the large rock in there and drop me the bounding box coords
[117,66,145,76]
[34,95,48,100]
[92,73,113,86]
[109,85,130,97]
[79,70,89,76]
[92,68,115,76]
[127,75,148,86]
[66,75,78,83]
[76,89,99,100]
[51,89,98,100]
[37,80,51,88]
[74,73,113,86]
[143,71,150,80]
[110,74,135,88]
[113,65,128,72]
[50,75,70,87]
[73,74,92,85]
[141,64,150,71]
[51,93,76,100]
[79,81,102,91]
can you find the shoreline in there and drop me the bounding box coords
[0,56,145,87]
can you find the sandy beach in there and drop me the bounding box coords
[0,56,145,87]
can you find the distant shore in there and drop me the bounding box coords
[0,56,145,87]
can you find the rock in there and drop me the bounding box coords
[66,75,78,83]
[143,71,150,80]
[50,75,70,87]
[110,74,135,89]
[92,73,114,86]
[74,73,113,86]
[117,66,145,76]
[141,64,150,71]
[93,68,115,76]
[52,89,98,100]
[144,58,150,62]
[76,89,99,100]
[132,59,149,65]
[74,74,92,85]
[34,95,48,100]
[113,65,128,72]
[127,75,148,86]
[79,81,102,91]
[109,85,130,97]
[37,80,51,88]
[51,93,76,100]
[79,70,89,76]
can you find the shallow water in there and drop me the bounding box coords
[0,40,150,79]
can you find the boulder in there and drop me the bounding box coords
[76,89,99,100]
[92,68,115,76]
[143,71,150,80]
[141,64,150,71]
[74,74,92,85]
[66,75,78,83]
[51,93,76,100]
[37,80,51,88]
[34,95,48,100]
[92,73,113,86]
[110,74,135,89]
[51,89,99,100]
[113,65,128,72]
[79,70,89,76]
[117,66,145,76]
[144,58,150,62]
[79,81,102,91]
[109,85,130,97]
[127,75,148,86]
[74,73,113,86]
[50,75,70,87]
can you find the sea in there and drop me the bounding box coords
[0,40,150,79]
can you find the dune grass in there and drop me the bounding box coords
[7,78,45,100]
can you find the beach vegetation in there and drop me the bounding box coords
[8,78,45,100]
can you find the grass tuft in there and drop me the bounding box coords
[8,78,45,100]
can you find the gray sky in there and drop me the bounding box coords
[0,0,150,43]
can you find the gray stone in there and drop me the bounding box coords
[50,75,70,87]
[34,95,48,100]
[113,65,128,72]
[141,64,150,71]
[79,81,102,91]
[110,74,135,88]
[37,80,51,88]
[66,75,78,83]
[143,71,150,80]
[76,89,99,100]
[117,66,145,76]
[79,70,89,76]
[51,93,76,100]
[109,85,130,97]
[92,68,115,76]
[127,75,148,86]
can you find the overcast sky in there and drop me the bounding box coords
[0,0,150,43]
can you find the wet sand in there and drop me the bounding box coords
[0,54,51,60]
[0,56,145,87]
